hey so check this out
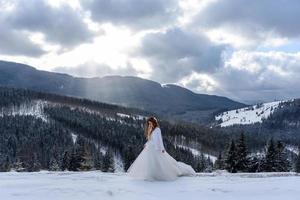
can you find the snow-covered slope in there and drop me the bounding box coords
[1,171,299,200]
[215,100,292,127]
[0,100,48,121]
[176,144,217,162]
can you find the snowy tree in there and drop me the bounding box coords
[61,151,71,171]
[263,138,277,172]
[274,141,290,172]
[68,148,82,171]
[295,147,300,173]
[49,158,60,171]
[214,152,225,170]
[225,139,238,173]
[94,150,104,170]
[235,132,250,172]
[102,150,115,172]
[0,156,11,172]
[28,153,41,172]
[196,153,207,172]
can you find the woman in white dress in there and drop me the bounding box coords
[127,116,196,181]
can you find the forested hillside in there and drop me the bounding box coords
[0,87,299,173]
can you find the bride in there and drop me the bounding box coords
[127,116,196,181]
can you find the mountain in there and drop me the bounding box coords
[214,100,292,127]
[0,87,298,173]
[0,60,246,123]
[212,99,300,149]
[0,87,225,172]
[214,99,299,128]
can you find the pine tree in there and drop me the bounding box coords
[102,150,115,172]
[264,138,277,172]
[14,158,25,172]
[68,148,82,171]
[80,146,94,171]
[235,132,249,172]
[205,156,213,172]
[28,153,41,172]
[0,156,11,172]
[225,139,237,173]
[94,151,104,170]
[123,146,136,171]
[196,153,206,172]
[214,152,225,170]
[274,140,290,172]
[295,146,300,173]
[49,158,60,171]
[61,151,71,171]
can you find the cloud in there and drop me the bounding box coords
[82,0,180,30]
[193,0,300,42]
[4,0,95,49]
[178,51,300,103]
[134,27,226,82]
[53,61,141,78]
[0,16,46,57]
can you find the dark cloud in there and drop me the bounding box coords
[0,17,46,57]
[134,28,226,82]
[5,0,95,48]
[194,0,300,39]
[82,0,180,29]
[54,61,140,78]
[207,51,300,103]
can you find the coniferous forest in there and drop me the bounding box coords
[0,87,299,173]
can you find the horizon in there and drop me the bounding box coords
[0,0,300,104]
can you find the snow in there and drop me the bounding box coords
[0,100,48,122]
[71,133,78,144]
[161,83,170,88]
[215,100,290,127]
[116,112,146,120]
[286,145,299,155]
[1,171,299,200]
[113,152,125,173]
[176,144,217,162]
[116,112,131,118]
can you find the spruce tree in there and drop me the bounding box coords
[28,153,41,172]
[235,132,249,172]
[214,152,225,170]
[197,153,206,172]
[102,150,115,172]
[275,140,290,172]
[295,146,300,173]
[264,138,277,172]
[225,139,237,173]
[61,151,71,171]
[68,148,82,171]
[205,156,213,172]
[94,151,104,170]
[0,156,11,172]
[49,158,60,171]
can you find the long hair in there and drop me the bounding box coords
[144,116,159,140]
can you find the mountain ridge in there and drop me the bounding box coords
[0,60,246,123]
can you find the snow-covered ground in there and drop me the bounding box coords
[1,171,299,200]
[215,100,292,127]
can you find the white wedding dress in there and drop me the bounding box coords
[127,127,196,181]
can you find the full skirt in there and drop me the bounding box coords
[127,142,196,181]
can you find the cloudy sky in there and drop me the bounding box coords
[0,0,300,104]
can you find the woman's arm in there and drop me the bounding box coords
[154,128,165,152]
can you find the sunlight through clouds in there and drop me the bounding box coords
[0,0,299,102]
